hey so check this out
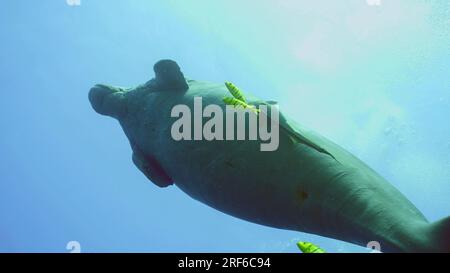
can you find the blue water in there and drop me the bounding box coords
[0,0,448,253]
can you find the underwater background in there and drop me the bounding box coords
[0,0,448,252]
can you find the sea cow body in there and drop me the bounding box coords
[89,60,449,252]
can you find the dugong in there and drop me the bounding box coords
[89,59,449,252]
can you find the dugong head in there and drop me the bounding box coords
[88,59,189,119]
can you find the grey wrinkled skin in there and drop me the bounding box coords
[89,60,449,253]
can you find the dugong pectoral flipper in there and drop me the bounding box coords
[131,145,173,188]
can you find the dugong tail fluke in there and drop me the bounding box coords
[89,59,450,253]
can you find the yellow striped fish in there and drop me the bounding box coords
[222,97,260,114]
[225,81,247,103]
[297,242,326,253]
[223,82,336,160]
[223,82,260,114]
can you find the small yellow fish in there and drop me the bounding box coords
[223,82,260,114]
[297,242,326,253]
[225,81,247,103]
[222,97,260,114]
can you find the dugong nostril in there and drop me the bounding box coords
[153,59,188,91]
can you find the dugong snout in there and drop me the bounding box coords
[89,59,188,120]
[88,84,127,119]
